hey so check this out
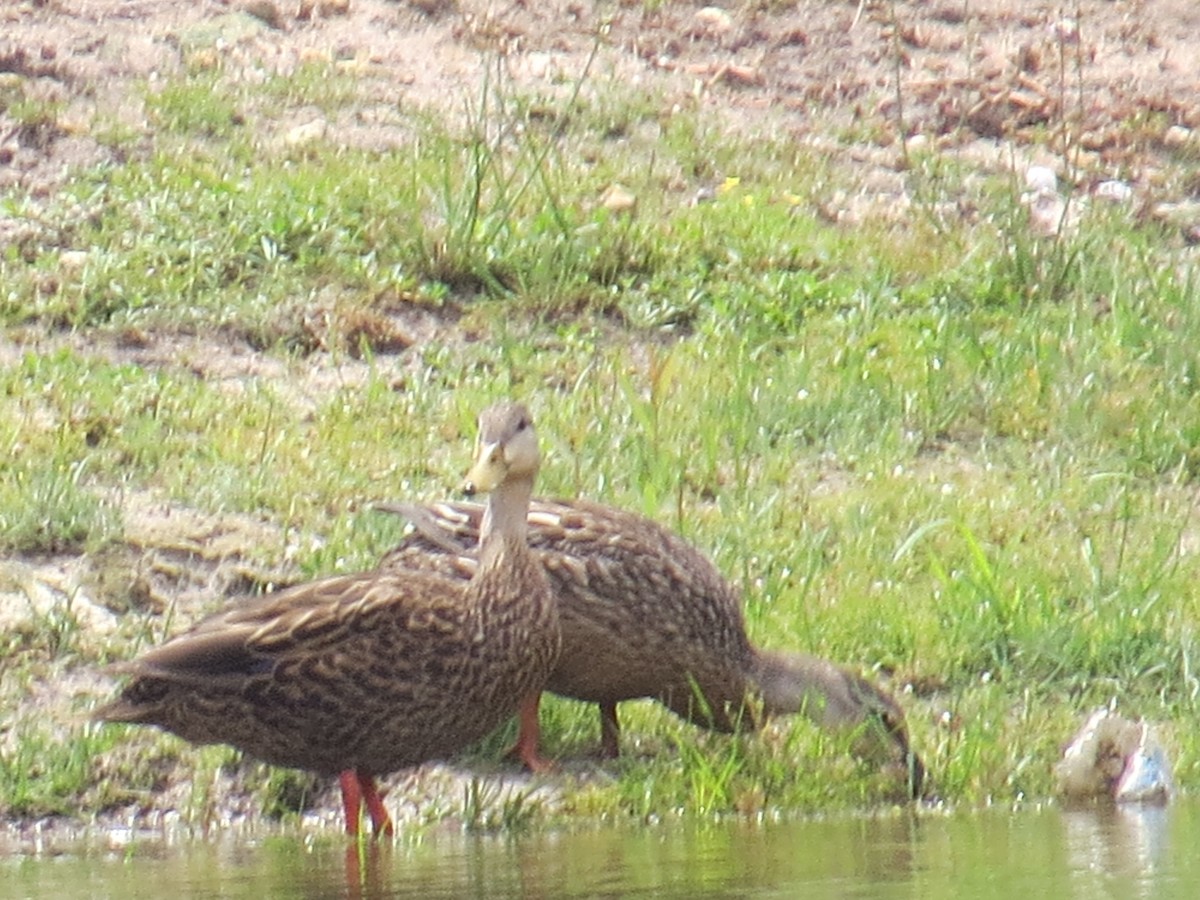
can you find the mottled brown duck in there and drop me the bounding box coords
[376,497,926,797]
[95,401,560,836]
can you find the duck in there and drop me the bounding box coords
[376,496,926,797]
[95,401,560,836]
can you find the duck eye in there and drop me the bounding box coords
[516,416,529,432]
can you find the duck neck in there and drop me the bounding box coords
[751,650,833,719]
[478,476,533,567]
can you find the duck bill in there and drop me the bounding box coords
[462,442,506,495]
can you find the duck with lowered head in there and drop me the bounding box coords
[378,495,926,798]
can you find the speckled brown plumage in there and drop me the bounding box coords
[376,497,925,796]
[96,401,560,834]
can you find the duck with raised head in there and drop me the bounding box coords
[95,401,560,836]
[376,496,926,798]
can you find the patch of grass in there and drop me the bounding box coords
[256,62,362,116]
[144,75,242,140]
[5,39,1200,831]
[0,456,119,555]
[460,776,543,833]
[0,722,125,818]
[258,767,322,822]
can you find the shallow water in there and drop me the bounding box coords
[2,800,1195,899]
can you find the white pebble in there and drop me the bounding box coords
[1094,180,1133,203]
[1025,165,1057,195]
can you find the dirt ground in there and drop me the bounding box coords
[3,0,1200,844]
[4,0,1200,200]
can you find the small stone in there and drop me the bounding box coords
[60,250,89,270]
[285,118,328,146]
[600,183,637,214]
[1150,200,1200,242]
[1026,192,1068,238]
[525,52,555,81]
[905,134,929,154]
[695,6,733,35]
[1078,130,1112,152]
[1025,165,1057,195]
[409,0,450,15]
[1051,17,1079,43]
[243,0,285,29]
[1163,125,1193,150]
[720,64,761,86]
[1093,180,1132,204]
[299,47,333,65]
[187,47,221,71]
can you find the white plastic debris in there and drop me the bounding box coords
[1055,708,1173,804]
[1115,722,1174,803]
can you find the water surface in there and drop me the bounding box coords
[3,800,1194,899]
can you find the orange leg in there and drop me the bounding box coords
[357,773,395,837]
[339,770,364,836]
[510,692,556,773]
[598,701,621,759]
[339,770,394,837]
